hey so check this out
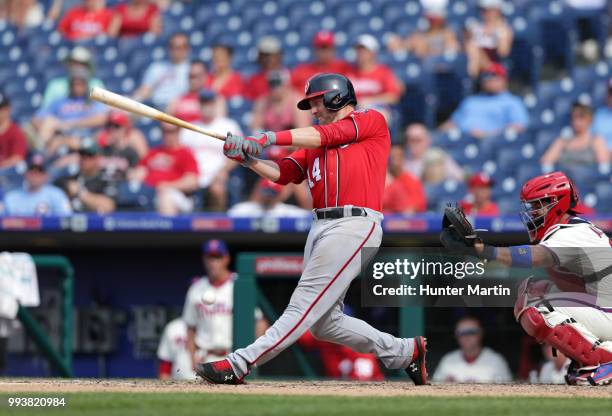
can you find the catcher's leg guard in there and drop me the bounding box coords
[520,307,612,366]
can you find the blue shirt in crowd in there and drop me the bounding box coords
[592,106,612,149]
[36,96,106,122]
[3,184,72,216]
[451,92,529,135]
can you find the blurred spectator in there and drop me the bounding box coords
[57,138,116,214]
[133,32,191,109]
[58,0,113,41]
[465,0,513,78]
[383,145,427,214]
[33,68,107,150]
[404,124,463,181]
[183,240,268,369]
[0,92,28,169]
[291,31,353,92]
[0,0,44,30]
[205,43,243,98]
[244,36,285,100]
[350,34,402,117]
[228,179,310,218]
[533,345,570,384]
[42,46,105,108]
[541,102,610,171]
[592,79,612,150]
[443,63,528,139]
[459,173,499,216]
[98,111,148,158]
[168,60,225,123]
[251,70,310,132]
[433,316,512,383]
[3,153,72,216]
[130,123,198,216]
[387,5,459,58]
[179,89,242,211]
[108,0,161,37]
[157,318,196,380]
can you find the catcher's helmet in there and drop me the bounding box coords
[519,171,579,242]
[297,73,357,111]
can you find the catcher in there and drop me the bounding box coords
[440,171,612,386]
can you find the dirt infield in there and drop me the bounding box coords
[0,379,611,398]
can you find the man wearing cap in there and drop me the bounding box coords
[350,34,403,117]
[3,153,72,216]
[291,31,352,93]
[182,240,267,372]
[592,79,612,150]
[133,32,191,109]
[0,92,28,169]
[34,67,108,148]
[57,138,116,214]
[244,36,286,100]
[179,89,242,211]
[460,172,499,216]
[42,46,105,108]
[442,63,528,140]
[228,178,309,218]
[433,316,511,383]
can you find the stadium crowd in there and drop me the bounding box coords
[0,0,611,216]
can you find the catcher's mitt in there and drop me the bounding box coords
[440,205,481,251]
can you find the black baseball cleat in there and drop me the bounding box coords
[406,336,428,385]
[196,359,244,385]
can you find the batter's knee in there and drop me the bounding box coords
[310,315,336,341]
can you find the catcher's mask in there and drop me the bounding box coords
[519,171,579,243]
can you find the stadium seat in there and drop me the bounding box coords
[595,182,612,214]
[530,3,577,72]
[0,164,26,192]
[115,182,156,211]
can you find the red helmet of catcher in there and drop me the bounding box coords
[519,171,579,243]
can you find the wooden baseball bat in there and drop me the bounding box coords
[89,87,225,141]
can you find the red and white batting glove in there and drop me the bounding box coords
[224,133,252,166]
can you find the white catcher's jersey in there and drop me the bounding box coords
[432,347,512,383]
[539,217,612,304]
[182,275,235,351]
[156,318,196,380]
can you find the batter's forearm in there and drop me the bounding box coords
[248,158,281,182]
[284,127,322,148]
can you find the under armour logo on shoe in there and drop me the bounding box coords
[409,363,418,372]
[224,375,234,382]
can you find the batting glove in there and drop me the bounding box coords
[224,133,252,166]
[242,131,276,157]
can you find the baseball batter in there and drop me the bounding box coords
[196,73,427,385]
[441,172,612,386]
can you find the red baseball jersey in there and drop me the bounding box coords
[276,108,390,211]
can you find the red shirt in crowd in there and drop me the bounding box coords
[276,108,390,211]
[206,72,244,98]
[114,3,159,37]
[459,200,500,216]
[299,331,384,381]
[58,6,114,41]
[243,71,270,100]
[291,60,353,92]
[0,122,28,164]
[171,92,202,123]
[349,65,402,101]
[139,146,198,188]
[383,172,427,214]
